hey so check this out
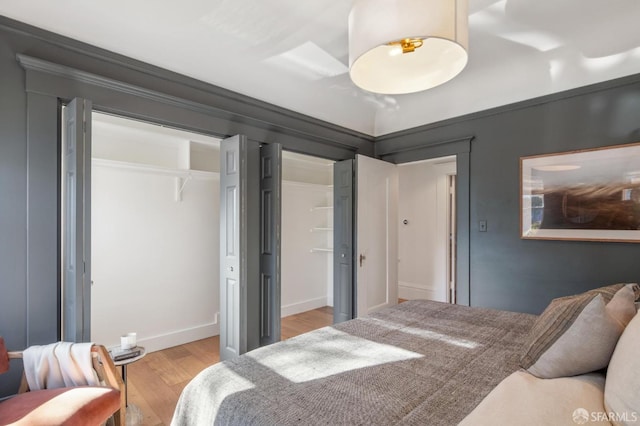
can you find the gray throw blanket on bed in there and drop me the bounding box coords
[172,300,536,425]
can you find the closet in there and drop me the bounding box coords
[90,113,220,352]
[281,152,334,315]
[90,113,334,352]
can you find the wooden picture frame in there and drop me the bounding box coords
[520,142,640,242]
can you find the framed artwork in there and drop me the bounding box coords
[520,142,640,242]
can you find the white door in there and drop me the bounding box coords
[356,155,398,317]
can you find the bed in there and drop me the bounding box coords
[172,300,536,425]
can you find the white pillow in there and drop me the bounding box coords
[605,311,640,426]
[460,370,610,426]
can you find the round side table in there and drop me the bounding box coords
[111,346,146,407]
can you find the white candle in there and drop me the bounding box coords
[120,334,132,350]
[127,332,137,348]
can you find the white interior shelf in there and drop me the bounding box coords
[310,206,333,211]
[92,158,219,179]
[310,247,333,253]
[310,203,333,252]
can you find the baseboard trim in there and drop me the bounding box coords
[119,297,332,353]
[133,313,220,353]
[366,301,394,316]
[398,282,437,301]
[281,296,328,317]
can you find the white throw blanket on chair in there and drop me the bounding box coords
[23,341,99,390]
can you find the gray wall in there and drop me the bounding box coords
[0,23,30,393]
[0,16,372,395]
[2,14,640,396]
[377,77,640,314]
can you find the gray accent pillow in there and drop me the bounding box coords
[521,283,639,379]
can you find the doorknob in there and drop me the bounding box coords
[359,254,366,267]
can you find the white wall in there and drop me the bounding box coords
[91,114,334,352]
[91,165,219,352]
[281,151,332,186]
[398,159,456,302]
[281,181,333,316]
[92,165,333,352]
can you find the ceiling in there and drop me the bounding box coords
[2,0,640,137]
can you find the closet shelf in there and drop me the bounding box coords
[310,248,333,253]
[92,158,219,179]
[310,206,333,211]
[310,227,333,232]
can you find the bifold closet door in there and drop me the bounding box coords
[219,136,281,360]
[259,143,282,346]
[333,159,354,323]
[62,98,92,343]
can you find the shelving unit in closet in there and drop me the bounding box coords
[310,204,333,253]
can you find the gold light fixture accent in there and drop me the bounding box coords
[389,38,424,54]
[348,0,469,95]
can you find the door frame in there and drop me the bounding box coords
[377,136,472,306]
[447,173,456,304]
[397,156,456,303]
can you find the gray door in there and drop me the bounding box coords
[333,159,354,323]
[259,143,282,346]
[220,136,282,359]
[62,98,92,342]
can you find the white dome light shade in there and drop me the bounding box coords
[349,0,469,95]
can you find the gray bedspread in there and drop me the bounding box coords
[172,300,536,425]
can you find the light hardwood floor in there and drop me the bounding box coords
[125,306,333,425]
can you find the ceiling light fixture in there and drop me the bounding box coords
[348,0,469,95]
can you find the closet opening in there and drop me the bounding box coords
[62,108,337,351]
[88,111,221,352]
[280,151,335,338]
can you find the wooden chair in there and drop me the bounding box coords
[0,337,126,426]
